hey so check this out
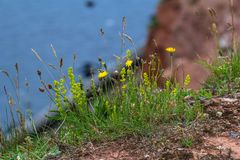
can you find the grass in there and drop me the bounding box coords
[0,49,207,159]
[50,50,203,145]
[1,48,240,159]
[1,134,60,160]
[1,49,240,159]
[203,52,240,95]
[180,137,193,148]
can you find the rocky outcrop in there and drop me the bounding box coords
[143,0,240,89]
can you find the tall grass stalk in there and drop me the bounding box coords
[229,0,236,53]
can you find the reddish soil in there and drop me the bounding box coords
[143,0,240,89]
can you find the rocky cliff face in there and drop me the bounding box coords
[143,0,240,89]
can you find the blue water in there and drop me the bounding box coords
[0,0,158,128]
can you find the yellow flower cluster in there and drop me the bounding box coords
[165,80,171,90]
[54,78,67,115]
[120,68,126,82]
[184,74,191,87]
[68,67,87,111]
[143,72,151,87]
[172,88,178,95]
[122,84,127,90]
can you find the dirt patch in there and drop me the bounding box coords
[196,136,240,159]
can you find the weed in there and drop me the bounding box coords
[48,49,203,146]
[204,52,240,95]
[0,45,207,159]
[180,137,193,148]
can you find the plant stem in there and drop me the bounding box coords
[170,54,174,81]
[230,0,236,53]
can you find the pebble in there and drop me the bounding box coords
[233,110,238,115]
[216,111,223,117]
[203,113,209,119]
[144,154,150,158]
[228,131,239,139]
[220,98,238,103]
[235,92,240,98]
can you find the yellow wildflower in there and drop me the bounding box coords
[120,68,126,82]
[98,71,108,79]
[165,80,171,90]
[143,72,150,87]
[184,74,191,87]
[126,60,133,67]
[165,47,176,54]
[172,88,178,95]
[122,84,127,89]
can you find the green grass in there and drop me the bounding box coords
[204,52,240,95]
[180,137,193,148]
[0,50,205,159]
[1,134,59,160]
[1,49,240,159]
[51,51,203,145]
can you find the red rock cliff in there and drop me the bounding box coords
[143,0,240,89]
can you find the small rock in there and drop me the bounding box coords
[220,98,238,103]
[203,113,209,119]
[199,96,206,102]
[228,131,239,139]
[85,142,94,150]
[177,148,184,151]
[144,154,150,159]
[200,97,207,104]
[216,145,224,150]
[233,110,238,115]
[235,92,240,98]
[216,111,223,117]
[184,95,194,101]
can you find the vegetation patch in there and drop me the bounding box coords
[0,48,207,159]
